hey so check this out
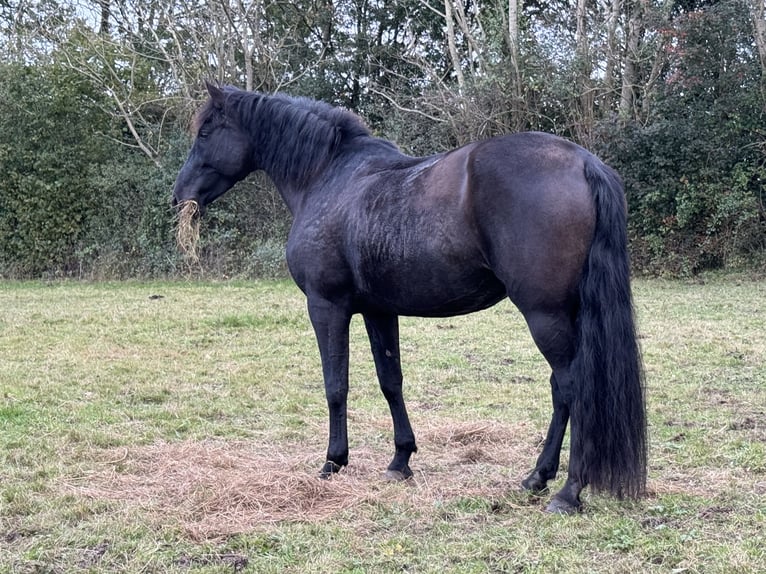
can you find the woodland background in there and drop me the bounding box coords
[0,0,764,279]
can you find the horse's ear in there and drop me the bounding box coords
[206,81,225,109]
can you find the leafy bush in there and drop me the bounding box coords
[0,63,292,280]
[594,3,765,275]
[0,63,112,277]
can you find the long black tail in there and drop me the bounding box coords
[571,155,647,499]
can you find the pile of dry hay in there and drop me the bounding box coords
[60,420,541,540]
[175,200,201,263]
[60,419,755,540]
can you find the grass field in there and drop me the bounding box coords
[0,277,764,573]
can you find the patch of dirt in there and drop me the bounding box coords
[77,541,109,569]
[3,528,40,543]
[728,413,766,441]
[175,552,249,571]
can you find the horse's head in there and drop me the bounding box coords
[172,83,255,212]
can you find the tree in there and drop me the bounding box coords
[600,0,765,272]
[0,0,762,277]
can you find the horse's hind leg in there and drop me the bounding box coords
[521,369,570,493]
[363,313,417,480]
[519,307,584,512]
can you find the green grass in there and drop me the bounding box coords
[1,277,764,573]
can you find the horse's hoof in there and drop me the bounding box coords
[383,467,413,482]
[545,497,580,515]
[521,479,548,494]
[319,460,343,479]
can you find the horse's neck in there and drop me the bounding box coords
[247,97,337,205]
[243,94,407,214]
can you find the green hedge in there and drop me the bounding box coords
[1,59,763,280]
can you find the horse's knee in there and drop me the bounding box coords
[324,386,348,409]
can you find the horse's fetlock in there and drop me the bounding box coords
[395,442,417,456]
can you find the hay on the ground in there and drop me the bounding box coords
[59,421,539,539]
[58,419,758,540]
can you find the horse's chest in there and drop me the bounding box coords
[285,206,373,299]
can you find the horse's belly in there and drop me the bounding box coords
[356,266,506,317]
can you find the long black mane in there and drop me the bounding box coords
[195,87,398,186]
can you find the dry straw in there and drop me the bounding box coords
[175,200,201,263]
[60,421,540,540]
[60,418,754,540]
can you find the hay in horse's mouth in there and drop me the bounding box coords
[175,200,201,262]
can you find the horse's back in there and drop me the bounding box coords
[356,132,596,314]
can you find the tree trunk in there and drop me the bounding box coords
[508,0,522,103]
[603,0,621,110]
[749,0,766,76]
[98,0,110,35]
[236,0,260,91]
[620,1,642,119]
[444,0,465,89]
[575,0,594,140]
[452,0,484,75]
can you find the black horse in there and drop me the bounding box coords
[173,84,647,513]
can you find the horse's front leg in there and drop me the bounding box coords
[363,313,417,481]
[307,296,352,477]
